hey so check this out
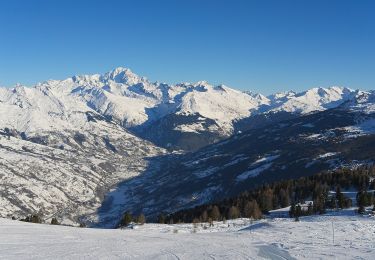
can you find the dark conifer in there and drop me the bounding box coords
[136,213,146,225]
[120,211,133,227]
[158,213,166,224]
[228,206,240,219]
[50,217,59,225]
[210,206,221,221]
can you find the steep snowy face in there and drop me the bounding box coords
[101,67,146,85]
[175,82,267,132]
[0,84,83,134]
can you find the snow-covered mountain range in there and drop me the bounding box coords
[0,67,365,150]
[0,67,374,225]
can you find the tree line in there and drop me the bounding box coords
[156,165,375,224]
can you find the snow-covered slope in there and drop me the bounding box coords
[1,211,374,259]
[0,117,166,224]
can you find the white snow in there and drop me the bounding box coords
[236,154,280,181]
[237,163,273,181]
[0,211,374,259]
[251,154,280,166]
[174,123,207,133]
[268,86,359,114]
[343,118,375,137]
[318,152,338,158]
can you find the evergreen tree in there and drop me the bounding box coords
[210,206,221,221]
[50,217,59,225]
[289,203,296,218]
[295,204,302,221]
[243,200,262,219]
[313,193,326,214]
[158,213,166,224]
[136,213,146,225]
[79,222,86,228]
[201,210,208,222]
[192,218,200,228]
[336,186,345,209]
[356,190,373,214]
[327,195,336,209]
[307,202,313,215]
[228,206,240,219]
[120,211,133,226]
[279,189,290,208]
[259,188,273,212]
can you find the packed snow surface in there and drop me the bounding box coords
[0,210,374,259]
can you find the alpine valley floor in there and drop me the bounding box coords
[0,208,374,260]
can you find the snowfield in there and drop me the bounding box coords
[0,211,374,259]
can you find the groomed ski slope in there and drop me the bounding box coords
[0,209,374,259]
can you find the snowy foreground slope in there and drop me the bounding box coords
[0,211,374,259]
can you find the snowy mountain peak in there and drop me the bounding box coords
[268,90,296,101]
[243,91,269,101]
[302,86,353,97]
[102,67,146,85]
[194,80,211,87]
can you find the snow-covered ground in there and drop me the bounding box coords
[1,210,374,259]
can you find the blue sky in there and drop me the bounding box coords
[0,0,374,94]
